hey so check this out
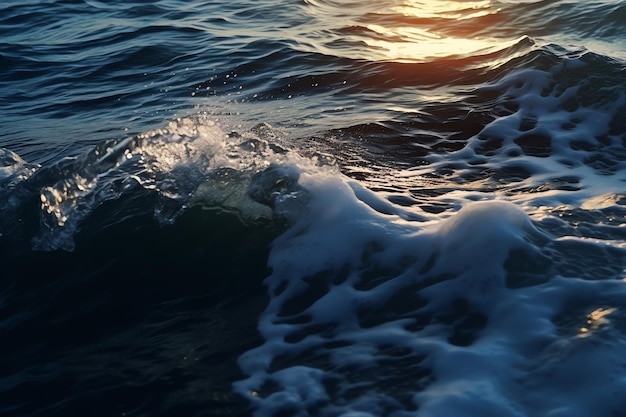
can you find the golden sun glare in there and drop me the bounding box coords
[364,0,511,62]
[395,0,495,20]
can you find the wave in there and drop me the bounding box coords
[0,118,304,250]
[2,102,626,415]
[2,38,625,250]
[227,136,626,417]
[3,1,626,416]
[234,190,626,416]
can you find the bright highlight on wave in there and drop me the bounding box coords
[394,0,495,20]
[364,24,514,62]
[297,0,533,63]
[365,0,512,62]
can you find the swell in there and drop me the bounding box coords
[508,0,626,40]
[1,39,624,248]
[201,36,537,102]
[3,0,625,164]
[304,0,626,41]
[2,2,626,417]
[233,42,625,168]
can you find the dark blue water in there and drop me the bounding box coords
[2,1,626,416]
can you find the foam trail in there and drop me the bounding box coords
[232,161,626,417]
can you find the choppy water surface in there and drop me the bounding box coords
[1,1,626,416]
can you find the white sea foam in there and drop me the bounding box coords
[233,63,626,416]
[234,163,626,416]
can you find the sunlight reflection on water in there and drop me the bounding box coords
[297,0,523,62]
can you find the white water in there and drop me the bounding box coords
[228,63,626,416]
[233,166,626,416]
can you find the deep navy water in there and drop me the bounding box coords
[2,1,626,416]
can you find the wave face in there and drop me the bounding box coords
[1,1,626,416]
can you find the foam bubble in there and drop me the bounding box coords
[234,146,626,416]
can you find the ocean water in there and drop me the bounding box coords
[1,0,626,416]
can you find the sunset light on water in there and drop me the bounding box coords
[367,0,523,62]
[2,0,626,416]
